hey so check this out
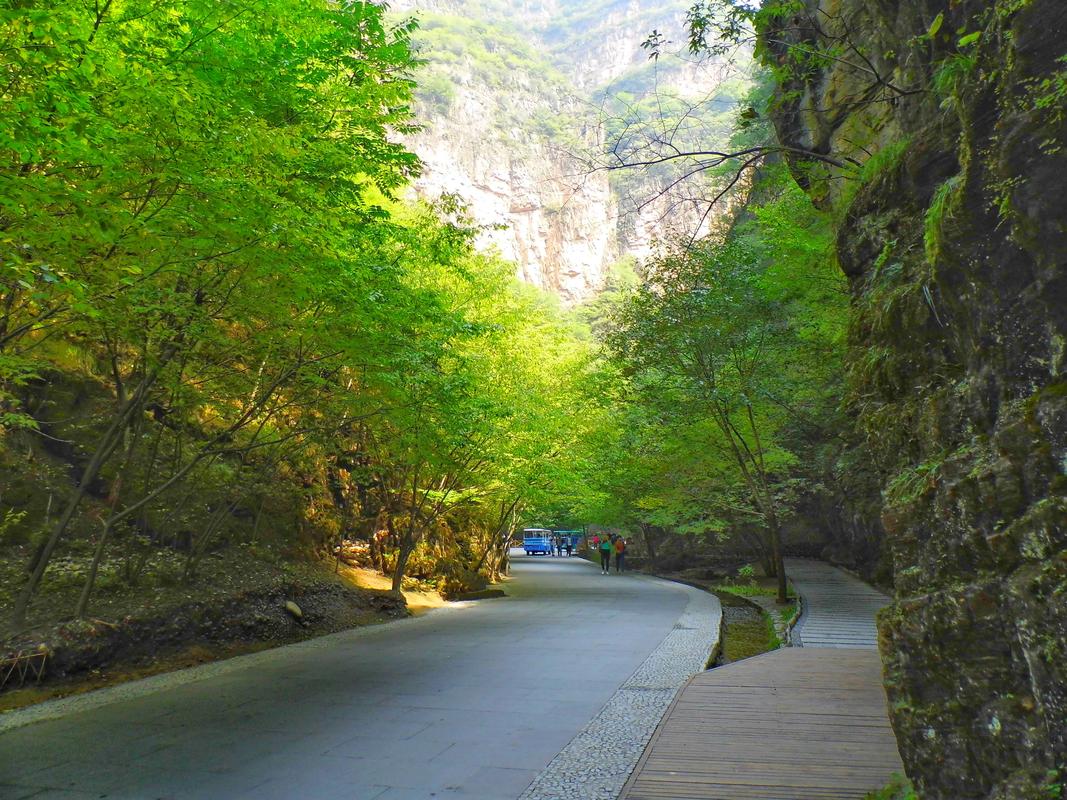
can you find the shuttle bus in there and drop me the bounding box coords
[522,528,554,555]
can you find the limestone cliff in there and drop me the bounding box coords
[406,63,620,300]
[396,0,745,303]
[764,1,1066,797]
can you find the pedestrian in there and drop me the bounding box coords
[599,535,613,574]
[555,535,563,557]
[614,535,627,573]
[565,537,573,557]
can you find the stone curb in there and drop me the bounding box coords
[517,576,722,800]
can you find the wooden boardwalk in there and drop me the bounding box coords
[620,562,903,800]
[785,558,890,649]
[619,649,903,799]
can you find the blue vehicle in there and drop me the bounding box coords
[522,528,554,555]
[553,530,583,554]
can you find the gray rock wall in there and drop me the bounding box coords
[395,0,739,303]
[763,1,1067,797]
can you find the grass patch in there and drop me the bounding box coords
[865,774,918,800]
[777,599,799,626]
[713,574,795,600]
[832,137,912,222]
[924,174,962,264]
[713,590,780,663]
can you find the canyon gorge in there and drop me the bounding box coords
[395,0,748,302]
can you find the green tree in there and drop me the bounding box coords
[2,0,424,625]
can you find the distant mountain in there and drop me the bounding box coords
[393,0,750,302]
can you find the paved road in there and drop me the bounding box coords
[1,553,702,800]
[785,558,890,649]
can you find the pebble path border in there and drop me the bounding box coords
[518,576,722,800]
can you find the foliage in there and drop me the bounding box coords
[646,0,878,97]
[864,774,919,800]
[1025,54,1067,155]
[832,137,911,223]
[0,0,599,626]
[407,10,577,134]
[715,567,796,599]
[924,176,962,264]
[566,162,844,595]
[0,508,27,544]
[0,0,841,634]
[932,53,978,113]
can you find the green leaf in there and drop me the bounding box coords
[928,13,944,38]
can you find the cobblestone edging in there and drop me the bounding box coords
[518,578,722,800]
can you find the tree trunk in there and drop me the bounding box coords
[183,499,238,583]
[12,421,126,627]
[391,540,414,594]
[764,550,778,578]
[251,496,265,540]
[76,419,144,618]
[640,523,659,563]
[768,520,787,604]
[75,517,115,619]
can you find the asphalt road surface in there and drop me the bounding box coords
[1,552,696,800]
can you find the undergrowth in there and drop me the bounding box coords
[865,774,919,800]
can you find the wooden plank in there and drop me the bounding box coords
[619,648,904,800]
[785,558,890,649]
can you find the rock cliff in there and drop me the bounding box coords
[764,1,1066,797]
[396,0,746,302]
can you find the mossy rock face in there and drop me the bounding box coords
[880,566,1067,799]
[878,425,1066,800]
[763,0,1067,797]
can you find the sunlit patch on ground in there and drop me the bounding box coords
[339,565,447,615]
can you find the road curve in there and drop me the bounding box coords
[1,553,715,800]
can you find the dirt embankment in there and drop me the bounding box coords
[1,567,408,710]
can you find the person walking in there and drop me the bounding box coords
[555,535,564,557]
[614,535,627,573]
[599,535,613,574]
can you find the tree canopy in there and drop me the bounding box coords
[1,0,846,629]
[0,0,602,625]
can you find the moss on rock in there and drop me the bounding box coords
[761,0,1067,797]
